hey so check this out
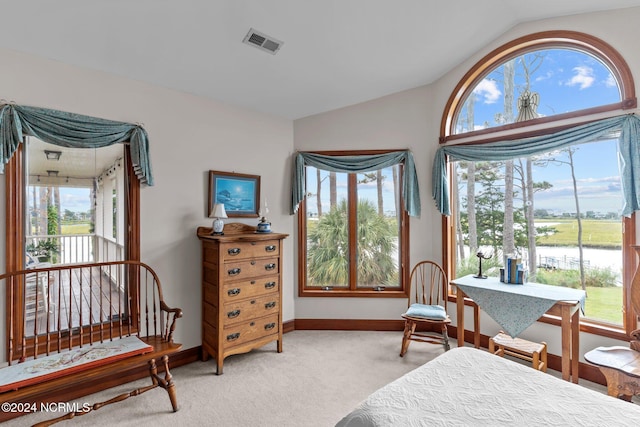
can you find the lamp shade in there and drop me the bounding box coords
[211,203,228,235]
[210,203,228,219]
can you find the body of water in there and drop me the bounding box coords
[463,245,623,284]
[535,245,622,283]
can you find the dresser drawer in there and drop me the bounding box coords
[222,276,279,301]
[223,313,279,348]
[221,240,280,261]
[222,293,279,327]
[223,257,279,281]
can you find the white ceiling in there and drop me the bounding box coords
[2,1,640,119]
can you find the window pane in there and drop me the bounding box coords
[453,139,623,325]
[356,167,400,288]
[305,168,349,288]
[454,49,621,134]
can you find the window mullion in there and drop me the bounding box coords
[348,173,358,290]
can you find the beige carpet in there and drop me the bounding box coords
[7,331,442,427]
[4,330,613,427]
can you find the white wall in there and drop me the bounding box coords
[293,84,439,320]
[293,7,640,358]
[0,47,296,359]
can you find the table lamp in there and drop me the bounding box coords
[210,203,228,235]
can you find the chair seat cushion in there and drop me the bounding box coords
[404,303,447,320]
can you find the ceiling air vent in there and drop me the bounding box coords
[243,28,283,55]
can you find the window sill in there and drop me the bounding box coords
[300,289,409,298]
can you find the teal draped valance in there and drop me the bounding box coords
[0,103,153,186]
[291,150,421,217]
[432,114,640,217]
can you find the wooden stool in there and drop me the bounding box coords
[489,331,547,372]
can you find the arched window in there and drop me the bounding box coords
[439,31,637,339]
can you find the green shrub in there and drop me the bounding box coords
[456,253,503,278]
[536,266,618,288]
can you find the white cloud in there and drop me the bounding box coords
[566,66,595,90]
[604,73,617,88]
[472,79,501,104]
[535,70,554,82]
[555,176,620,185]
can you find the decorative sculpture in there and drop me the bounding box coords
[474,246,494,279]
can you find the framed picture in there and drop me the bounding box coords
[208,170,261,218]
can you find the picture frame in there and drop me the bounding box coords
[208,170,261,218]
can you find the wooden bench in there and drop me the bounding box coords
[0,261,183,426]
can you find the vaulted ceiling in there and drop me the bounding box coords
[3,1,640,119]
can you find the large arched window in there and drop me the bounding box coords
[439,31,637,339]
[441,31,636,143]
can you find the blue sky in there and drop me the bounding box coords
[463,49,620,128]
[458,48,623,214]
[60,187,91,213]
[530,140,622,213]
[306,168,399,216]
[28,186,91,214]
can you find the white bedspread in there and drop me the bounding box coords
[336,347,640,427]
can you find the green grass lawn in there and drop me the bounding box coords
[535,267,622,325]
[584,286,623,325]
[61,222,91,235]
[536,219,621,248]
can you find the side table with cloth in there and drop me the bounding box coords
[451,274,586,382]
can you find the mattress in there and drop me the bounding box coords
[336,346,640,427]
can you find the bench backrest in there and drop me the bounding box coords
[2,260,179,364]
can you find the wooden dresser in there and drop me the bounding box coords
[197,223,288,374]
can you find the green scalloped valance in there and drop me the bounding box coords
[291,150,420,217]
[432,114,640,217]
[0,103,153,186]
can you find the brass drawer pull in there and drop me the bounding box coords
[265,281,276,289]
[228,288,241,297]
[251,261,256,265]
[227,310,241,318]
[265,245,276,252]
[228,268,241,276]
[265,301,276,309]
[265,263,276,271]
[227,248,241,256]
[226,333,240,341]
[264,323,276,331]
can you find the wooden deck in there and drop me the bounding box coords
[25,265,125,336]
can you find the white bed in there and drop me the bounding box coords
[336,346,640,427]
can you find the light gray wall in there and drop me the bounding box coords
[0,47,295,361]
[293,7,640,359]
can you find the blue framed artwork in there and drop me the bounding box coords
[208,170,261,218]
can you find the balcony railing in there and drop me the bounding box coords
[26,234,124,265]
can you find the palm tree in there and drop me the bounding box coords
[307,199,397,286]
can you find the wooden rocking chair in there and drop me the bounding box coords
[400,260,451,356]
